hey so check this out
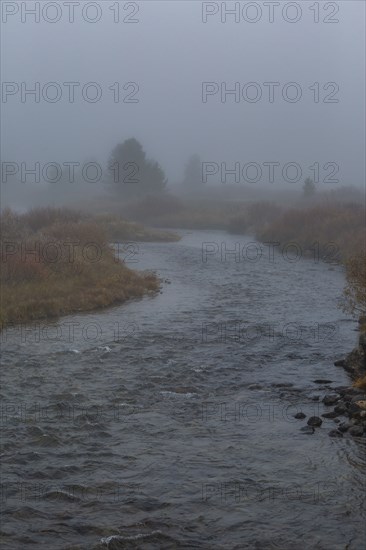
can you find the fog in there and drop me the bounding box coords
[2,5,366,548]
[1,1,365,205]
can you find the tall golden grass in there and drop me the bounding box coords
[256,202,365,262]
[0,208,159,328]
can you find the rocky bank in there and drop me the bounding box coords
[296,323,366,438]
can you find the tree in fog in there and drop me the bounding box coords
[108,138,167,197]
[182,154,202,189]
[303,177,316,198]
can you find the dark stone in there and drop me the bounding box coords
[300,426,314,434]
[322,411,339,419]
[342,390,366,402]
[307,416,322,427]
[334,360,346,367]
[248,384,263,390]
[333,418,340,423]
[294,412,306,419]
[338,422,352,433]
[333,386,349,395]
[350,393,366,402]
[313,379,333,384]
[311,395,320,401]
[329,429,343,437]
[348,402,362,415]
[334,403,348,414]
[359,330,366,347]
[322,394,339,406]
[349,425,364,437]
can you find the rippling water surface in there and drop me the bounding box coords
[1,231,365,549]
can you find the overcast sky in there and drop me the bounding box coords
[1,1,365,188]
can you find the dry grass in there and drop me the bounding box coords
[0,208,159,329]
[354,375,366,390]
[94,214,180,242]
[256,202,365,262]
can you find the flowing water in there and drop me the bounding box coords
[1,230,365,549]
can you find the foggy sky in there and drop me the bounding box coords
[1,1,365,188]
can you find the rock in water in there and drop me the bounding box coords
[322,411,339,419]
[329,430,343,438]
[334,403,348,414]
[338,422,353,433]
[300,426,314,434]
[307,416,323,427]
[322,394,339,406]
[349,426,364,437]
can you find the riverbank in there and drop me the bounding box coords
[255,203,365,262]
[291,322,366,438]
[93,213,181,242]
[328,324,366,437]
[334,321,366,425]
[2,228,365,549]
[0,208,163,329]
[337,321,366,384]
[94,190,364,255]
